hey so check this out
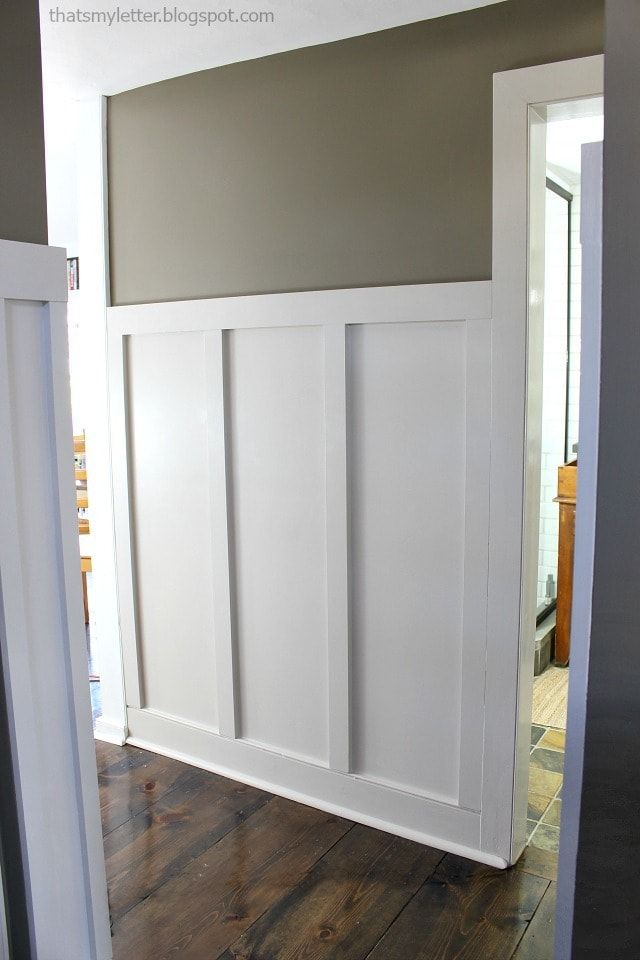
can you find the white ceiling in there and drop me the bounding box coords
[40,0,506,96]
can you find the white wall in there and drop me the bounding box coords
[537,180,583,608]
[44,86,101,636]
[537,148,586,604]
[537,186,569,607]
[43,82,78,255]
[567,184,583,454]
[537,109,603,608]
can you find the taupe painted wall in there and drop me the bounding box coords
[108,0,603,306]
[0,0,48,244]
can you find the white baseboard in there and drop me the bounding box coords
[127,731,508,870]
[125,706,508,870]
[93,716,128,746]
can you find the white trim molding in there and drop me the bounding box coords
[488,55,604,864]
[93,716,128,746]
[0,239,67,302]
[555,141,603,960]
[0,240,112,959]
[75,95,128,747]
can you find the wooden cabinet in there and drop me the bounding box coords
[554,460,577,665]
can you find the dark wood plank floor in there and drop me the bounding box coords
[96,742,558,960]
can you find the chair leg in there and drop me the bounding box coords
[82,571,89,625]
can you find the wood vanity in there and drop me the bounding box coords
[554,459,577,665]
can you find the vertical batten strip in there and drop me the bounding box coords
[458,316,492,813]
[205,330,238,739]
[324,323,351,772]
[109,330,143,708]
[108,329,144,710]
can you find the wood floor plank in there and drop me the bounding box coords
[218,823,444,960]
[512,882,556,959]
[111,796,353,960]
[96,743,557,960]
[99,745,199,835]
[105,771,270,921]
[365,853,549,960]
[95,739,129,774]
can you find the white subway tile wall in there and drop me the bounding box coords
[567,190,582,454]
[537,182,581,607]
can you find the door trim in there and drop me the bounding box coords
[488,55,604,864]
[0,239,112,958]
[76,95,128,747]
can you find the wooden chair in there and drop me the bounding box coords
[75,433,92,624]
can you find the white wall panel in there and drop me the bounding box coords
[225,325,328,763]
[4,300,98,952]
[108,281,505,864]
[126,332,218,729]
[348,321,466,802]
[0,239,111,959]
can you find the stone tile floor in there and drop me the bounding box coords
[527,724,565,853]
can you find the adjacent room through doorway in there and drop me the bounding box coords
[67,263,102,727]
[527,101,604,855]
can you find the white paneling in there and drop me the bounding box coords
[205,331,237,739]
[226,325,329,763]
[125,707,493,864]
[458,317,492,811]
[324,324,350,772]
[348,321,466,802]
[0,241,111,959]
[0,239,67,302]
[126,332,218,730]
[109,281,504,865]
[110,281,492,336]
[4,300,92,954]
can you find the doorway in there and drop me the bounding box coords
[526,103,604,856]
[491,55,604,866]
[67,284,103,729]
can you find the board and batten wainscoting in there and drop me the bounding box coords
[107,281,506,864]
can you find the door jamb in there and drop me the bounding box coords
[485,55,604,865]
[76,96,128,746]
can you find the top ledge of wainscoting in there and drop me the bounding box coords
[0,240,68,303]
[107,280,492,336]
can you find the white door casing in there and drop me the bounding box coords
[108,281,502,864]
[0,239,112,959]
[555,141,603,958]
[490,56,604,863]
[76,96,128,747]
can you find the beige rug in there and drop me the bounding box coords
[532,666,569,728]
